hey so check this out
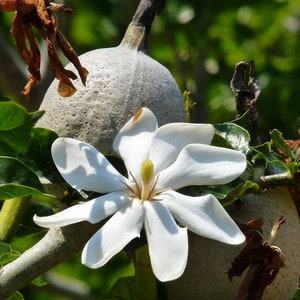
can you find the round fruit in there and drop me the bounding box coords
[36,24,186,154]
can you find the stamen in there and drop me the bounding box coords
[120,160,163,202]
[129,171,141,196]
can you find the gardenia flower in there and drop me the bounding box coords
[34,107,247,282]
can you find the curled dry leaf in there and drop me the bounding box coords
[226,216,286,300]
[0,0,88,98]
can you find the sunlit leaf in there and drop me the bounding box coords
[270,129,291,157]
[0,184,47,200]
[0,101,44,154]
[31,275,48,287]
[213,123,251,154]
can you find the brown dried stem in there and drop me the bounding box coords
[230,60,261,146]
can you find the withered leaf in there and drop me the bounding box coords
[2,0,88,98]
[226,217,285,300]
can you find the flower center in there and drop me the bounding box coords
[124,159,162,201]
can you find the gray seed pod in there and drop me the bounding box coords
[36,24,186,154]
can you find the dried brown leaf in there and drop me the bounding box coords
[226,217,286,300]
[3,0,88,99]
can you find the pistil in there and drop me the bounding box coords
[141,159,154,200]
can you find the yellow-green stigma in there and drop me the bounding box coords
[141,159,154,200]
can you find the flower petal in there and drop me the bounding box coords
[33,192,130,227]
[149,123,215,174]
[163,190,245,244]
[144,201,188,282]
[113,108,157,181]
[52,137,126,193]
[157,144,247,190]
[82,199,144,268]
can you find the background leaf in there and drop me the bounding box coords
[7,291,24,300]
[21,127,61,183]
[0,102,44,154]
[0,156,44,199]
[0,242,20,266]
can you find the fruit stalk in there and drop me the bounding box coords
[126,0,166,52]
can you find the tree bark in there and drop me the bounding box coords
[0,221,101,299]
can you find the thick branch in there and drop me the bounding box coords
[0,221,101,299]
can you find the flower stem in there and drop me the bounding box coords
[135,244,157,300]
[0,196,31,242]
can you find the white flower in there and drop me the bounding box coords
[34,107,247,282]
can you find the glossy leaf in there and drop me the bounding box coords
[179,176,254,205]
[21,127,61,183]
[270,129,291,157]
[213,123,251,155]
[220,180,260,206]
[0,156,44,199]
[0,101,44,154]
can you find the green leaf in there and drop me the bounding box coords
[213,123,251,154]
[104,277,136,300]
[11,232,45,252]
[31,275,48,287]
[21,127,61,182]
[251,142,287,174]
[231,111,251,132]
[221,180,260,206]
[0,101,44,154]
[0,184,46,199]
[270,129,291,157]
[0,156,44,199]
[7,291,24,300]
[180,175,254,204]
[292,288,300,300]
[0,242,20,266]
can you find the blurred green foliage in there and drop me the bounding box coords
[1,0,300,139]
[55,0,300,142]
